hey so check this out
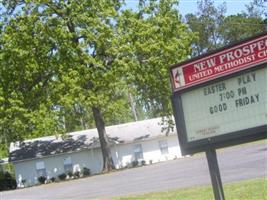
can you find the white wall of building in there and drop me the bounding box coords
[13,148,103,187]
[13,135,181,187]
[113,135,181,168]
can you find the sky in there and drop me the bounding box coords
[125,0,254,16]
[179,0,251,15]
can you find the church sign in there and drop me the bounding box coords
[171,33,267,155]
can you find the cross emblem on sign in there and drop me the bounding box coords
[174,69,182,87]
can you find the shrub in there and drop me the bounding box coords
[21,179,26,187]
[22,179,26,185]
[131,160,138,167]
[141,160,146,166]
[0,172,17,191]
[37,176,46,184]
[82,167,90,176]
[58,173,67,181]
[50,177,56,182]
[67,171,73,178]
[74,171,80,178]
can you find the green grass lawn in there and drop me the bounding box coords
[114,178,267,200]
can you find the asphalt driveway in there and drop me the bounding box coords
[2,142,267,200]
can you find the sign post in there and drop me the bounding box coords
[206,148,225,200]
[170,33,267,199]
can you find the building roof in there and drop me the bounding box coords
[9,117,176,162]
[0,158,9,165]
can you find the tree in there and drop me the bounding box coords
[0,7,63,156]
[0,0,194,171]
[118,0,194,126]
[184,0,266,56]
[220,14,266,45]
[220,0,266,44]
[185,0,226,56]
[1,0,124,171]
[245,0,267,18]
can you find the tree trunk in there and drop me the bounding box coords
[92,106,115,172]
[128,91,138,121]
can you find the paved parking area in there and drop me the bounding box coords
[2,142,267,200]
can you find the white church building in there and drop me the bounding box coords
[9,117,182,187]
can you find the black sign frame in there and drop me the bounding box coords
[171,61,267,156]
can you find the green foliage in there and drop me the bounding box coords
[50,177,56,182]
[67,171,73,178]
[0,171,17,191]
[185,0,266,56]
[220,14,266,45]
[37,176,46,184]
[0,2,66,151]
[119,0,194,119]
[58,173,67,181]
[0,146,8,158]
[0,0,193,161]
[82,167,90,177]
[185,0,226,55]
[141,160,146,166]
[131,160,138,168]
[0,0,131,153]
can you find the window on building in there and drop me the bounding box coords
[159,140,169,155]
[63,157,73,173]
[36,161,46,177]
[133,144,143,160]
